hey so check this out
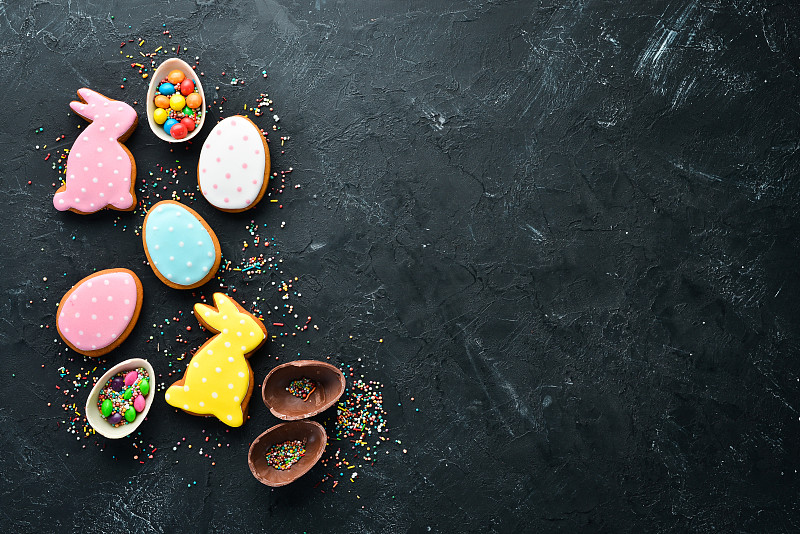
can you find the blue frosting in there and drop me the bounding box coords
[144,202,217,286]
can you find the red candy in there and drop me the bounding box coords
[170,123,188,139]
[180,117,196,132]
[180,79,195,96]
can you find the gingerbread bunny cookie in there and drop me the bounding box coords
[53,88,138,214]
[165,293,267,427]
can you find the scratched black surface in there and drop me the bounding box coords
[1,0,799,532]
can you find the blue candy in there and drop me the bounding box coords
[158,83,176,96]
[163,118,178,135]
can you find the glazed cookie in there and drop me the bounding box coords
[197,115,270,212]
[142,200,221,289]
[53,88,138,214]
[56,269,143,357]
[165,293,268,427]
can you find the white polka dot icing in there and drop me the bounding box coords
[53,88,137,214]
[143,201,220,288]
[56,269,141,355]
[197,116,269,211]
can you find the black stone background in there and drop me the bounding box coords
[1,0,799,532]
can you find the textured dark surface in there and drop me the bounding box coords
[1,0,800,531]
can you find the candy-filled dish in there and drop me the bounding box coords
[85,358,156,439]
[146,58,206,142]
[248,421,327,487]
[262,360,346,420]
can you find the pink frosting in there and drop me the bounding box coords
[58,271,139,352]
[53,88,138,213]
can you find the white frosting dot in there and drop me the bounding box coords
[238,372,245,378]
[215,367,222,373]
[228,384,234,389]
[211,392,218,398]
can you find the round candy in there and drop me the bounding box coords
[154,95,170,109]
[101,399,113,417]
[170,94,186,111]
[139,378,150,396]
[124,407,136,423]
[185,93,202,109]
[124,370,138,386]
[170,123,188,140]
[182,106,194,117]
[108,412,123,425]
[123,387,133,400]
[158,82,175,96]
[180,79,195,96]
[111,377,124,391]
[133,394,146,413]
[163,118,178,135]
[180,117,196,133]
[153,108,168,125]
[168,70,185,84]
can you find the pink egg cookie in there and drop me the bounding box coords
[56,269,143,357]
[197,116,270,212]
[53,88,138,215]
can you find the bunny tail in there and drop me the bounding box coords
[53,189,71,211]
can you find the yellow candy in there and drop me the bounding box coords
[170,94,186,111]
[153,107,168,125]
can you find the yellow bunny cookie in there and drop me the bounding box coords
[165,293,267,427]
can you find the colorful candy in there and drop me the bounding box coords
[169,94,186,111]
[170,123,187,139]
[96,367,150,428]
[286,377,317,400]
[154,95,170,108]
[153,108,168,125]
[163,118,178,135]
[180,79,195,95]
[167,69,185,84]
[151,69,203,139]
[265,439,307,470]
[180,117,195,132]
[185,93,202,109]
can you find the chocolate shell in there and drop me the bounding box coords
[261,360,346,420]
[248,421,326,487]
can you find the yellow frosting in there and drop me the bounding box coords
[165,293,266,427]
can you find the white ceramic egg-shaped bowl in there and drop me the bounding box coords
[146,57,207,143]
[85,358,156,439]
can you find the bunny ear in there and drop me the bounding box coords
[69,100,90,119]
[194,302,221,329]
[213,293,241,317]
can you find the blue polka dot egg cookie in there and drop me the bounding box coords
[142,200,221,289]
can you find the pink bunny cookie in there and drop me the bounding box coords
[53,88,138,214]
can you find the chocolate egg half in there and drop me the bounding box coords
[262,360,346,420]
[248,421,326,487]
[56,268,143,357]
[142,200,221,289]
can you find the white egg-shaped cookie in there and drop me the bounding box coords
[197,116,270,212]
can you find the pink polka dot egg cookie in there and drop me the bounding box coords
[198,115,270,212]
[146,57,206,143]
[56,268,143,357]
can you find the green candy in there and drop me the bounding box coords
[182,106,193,116]
[139,378,150,396]
[123,387,133,400]
[124,407,136,423]
[101,399,113,417]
